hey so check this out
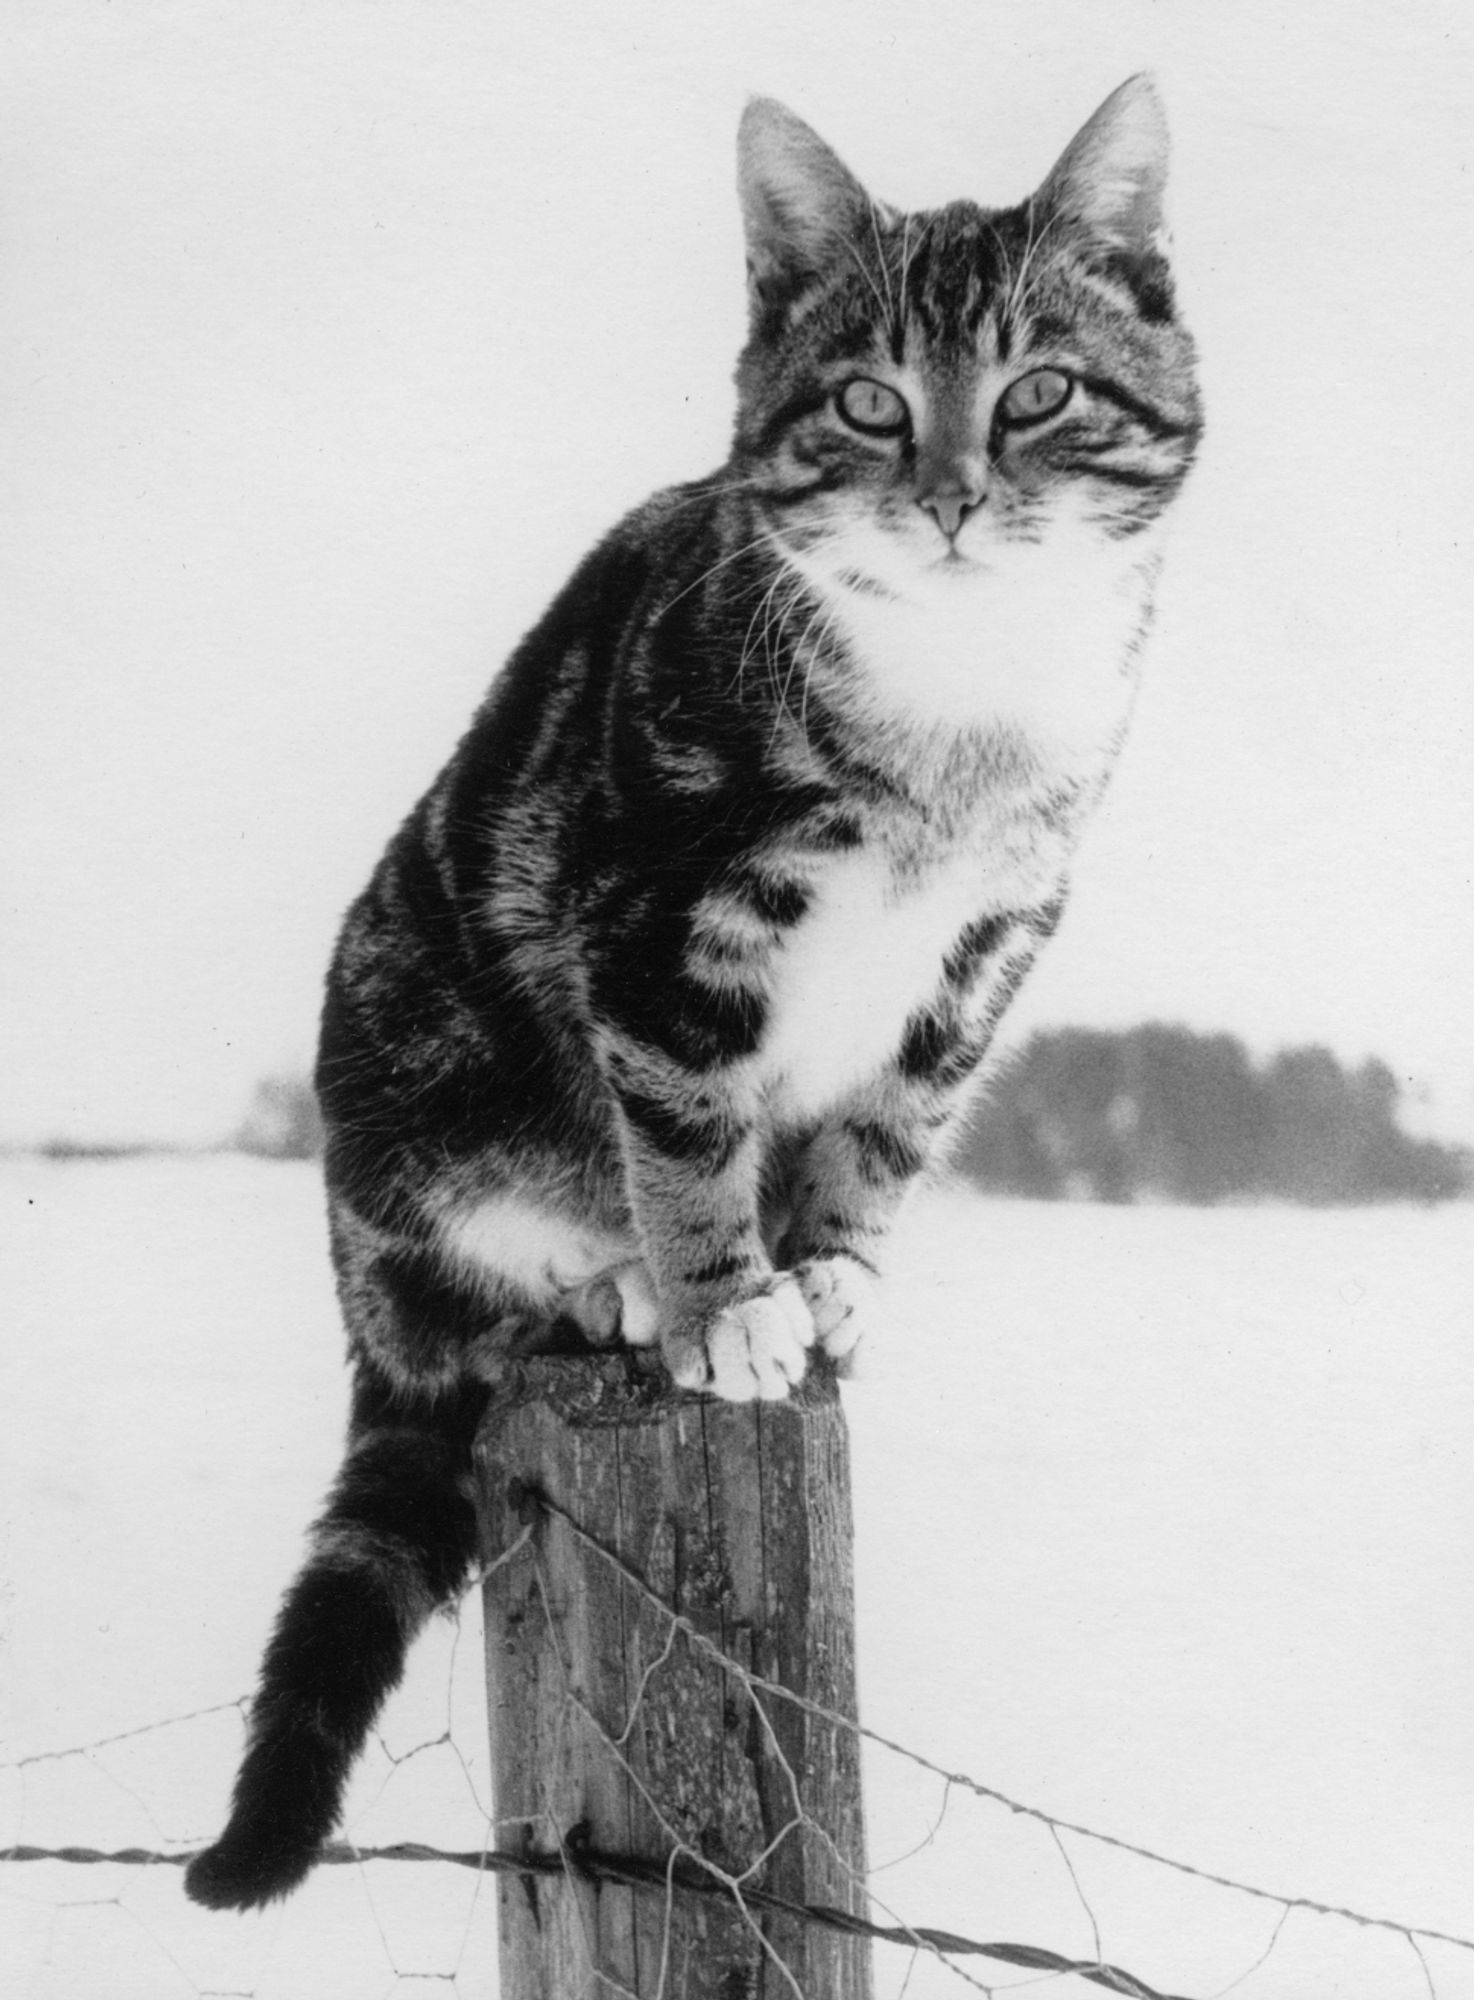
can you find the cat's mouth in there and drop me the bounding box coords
[827,544,986,603]
[914,541,987,581]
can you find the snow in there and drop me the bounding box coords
[3,1155,1472,1997]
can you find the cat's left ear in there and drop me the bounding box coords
[1036,73,1170,255]
[738,99,885,310]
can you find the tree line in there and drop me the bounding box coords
[234,1025,1469,1205]
[954,1024,1467,1204]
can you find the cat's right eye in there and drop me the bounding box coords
[836,378,910,437]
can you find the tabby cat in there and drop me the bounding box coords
[186,78,1201,1910]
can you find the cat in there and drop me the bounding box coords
[185,77,1201,1910]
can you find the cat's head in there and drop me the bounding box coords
[732,81,1202,600]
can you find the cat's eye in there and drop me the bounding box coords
[836,378,910,437]
[998,369,1073,427]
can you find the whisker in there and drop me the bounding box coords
[763,563,825,747]
[866,200,899,345]
[732,565,795,705]
[800,588,844,740]
[767,574,810,721]
[655,471,762,517]
[892,210,917,358]
[992,201,1071,347]
[773,595,806,734]
[661,528,787,615]
[839,226,896,335]
[795,586,847,740]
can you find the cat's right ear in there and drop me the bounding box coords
[1036,74,1170,257]
[738,99,879,313]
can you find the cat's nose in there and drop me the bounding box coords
[916,472,986,541]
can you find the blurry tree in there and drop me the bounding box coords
[1127,1025,1266,1203]
[233,1074,325,1160]
[958,1026,1469,1205]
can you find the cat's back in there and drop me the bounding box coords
[456,473,738,765]
[315,473,788,1157]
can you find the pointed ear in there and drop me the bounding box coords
[737,99,880,302]
[1037,74,1170,254]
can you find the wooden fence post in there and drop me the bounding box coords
[475,1353,873,1999]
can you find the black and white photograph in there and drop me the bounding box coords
[4,3,1471,1995]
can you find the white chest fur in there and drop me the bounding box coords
[789,511,1157,762]
[751,512,1159,1118]
[759,843,1020,1117]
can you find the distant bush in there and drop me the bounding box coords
[957,1025,1470,1205]
[36,1139,152,1161]
[233,1075,325,1161]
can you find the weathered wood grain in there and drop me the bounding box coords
[476,1354,873,1998]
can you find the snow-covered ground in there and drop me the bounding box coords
[4,1156,1472,1998]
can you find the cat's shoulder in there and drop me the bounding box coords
[436,472,744,791]
[503,472,736,656]
[592,472,733,577]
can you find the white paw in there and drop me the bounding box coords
[563,1274,622,1345]
[794,1256,878,1368]
[666,1278,816,1402]
[611,1260,660,1347]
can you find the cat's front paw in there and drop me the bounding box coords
[663,1277,815,1402]
[793,1255,879,1370]
[566,1260,660,1349]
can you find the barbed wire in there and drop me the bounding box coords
[0,1835,1190,1999]
[2,1698,252,1772]
[6,1483,1471,2000]
[529,1486,1474,1964]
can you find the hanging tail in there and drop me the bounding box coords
[184,1370,488,1910]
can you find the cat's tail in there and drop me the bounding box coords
[183,1368,489,1911]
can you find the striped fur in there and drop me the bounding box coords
[186,77,1202,1910]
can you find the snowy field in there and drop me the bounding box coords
[4,1154,1473,1999]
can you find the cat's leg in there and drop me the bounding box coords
[779,1082,934,1369]
[601,906,1046,1395]
[782,949,1040,1367]
[432,1183,659,1355]
[606,1062,816,1401]
[562,1258,660,1348]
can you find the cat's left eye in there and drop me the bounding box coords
[998,369,1073,426]
[836,378,910,437]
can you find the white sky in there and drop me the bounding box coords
[3,0,1471,1145]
